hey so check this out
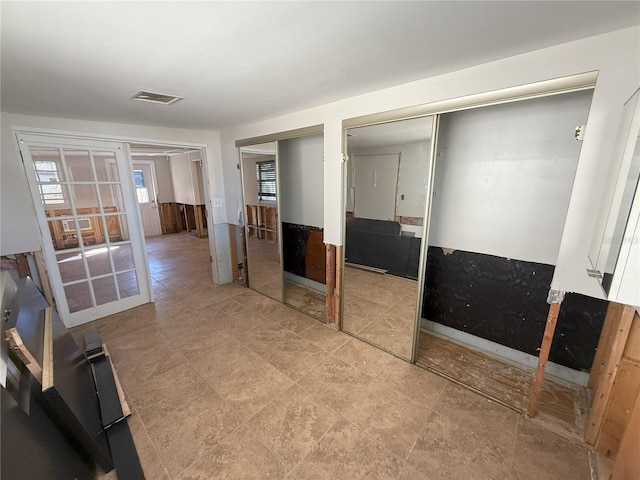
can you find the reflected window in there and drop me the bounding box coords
[35,160,65,205]
[256,160,276,201]
[133,169,149,203]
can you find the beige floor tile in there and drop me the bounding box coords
[145,389,244,478]
[286,418,404,480]
[243,326,329,381]
[436,383,519,452]
[297,357,374,414]
[177,423,287,479]
[513,419,591,480]
[127,413,170,480]
[126,363,210,428]
[375,357,448,408]
[407,411,510,480]
[248,384,340,471]
[341,381,429,460]
[299,322,350,353]
[333,338,398,377]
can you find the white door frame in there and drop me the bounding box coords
[13,126,219,285]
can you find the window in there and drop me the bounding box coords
[34,160,65,205]
[133,169,150,203]
[256,160,276,201]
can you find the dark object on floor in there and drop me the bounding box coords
[91,351,145,479]
[83,328,105,362]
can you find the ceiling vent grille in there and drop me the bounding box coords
[132,90,183,105]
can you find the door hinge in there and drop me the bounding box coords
[575,125,586,141]
[210,255,213,263]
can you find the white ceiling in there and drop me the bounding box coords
[2,2,638,131]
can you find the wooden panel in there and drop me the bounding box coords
[590,302,622,390]
[586,304,636,445]
[159,202,181,234]
[305,230,326,284]
[326,244,336,327]
[611,390,640,480]
[228,224,240,281]
[623,310,640,362]
[597,359,640,458]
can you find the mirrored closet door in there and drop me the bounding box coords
[239,132,326,322]
[342,116,436,360]
[240,142,283,302]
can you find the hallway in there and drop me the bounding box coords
[74,233,592,479]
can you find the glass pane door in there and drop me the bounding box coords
[18,134,151,327]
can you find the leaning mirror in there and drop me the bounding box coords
[279,134,326,321]
[342,116,435,360]
[239,142,283,302]
[589,88,640,300]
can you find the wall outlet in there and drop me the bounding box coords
[212,197,223,208]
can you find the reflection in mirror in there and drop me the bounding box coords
[279,134,326,321]
[240,142,283,302]
[590,88,640,294]
[343,116,434,360]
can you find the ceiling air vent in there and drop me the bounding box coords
[132,90,183,105]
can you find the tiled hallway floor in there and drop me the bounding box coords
[74,233,592,479]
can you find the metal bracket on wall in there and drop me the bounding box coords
[586,268,603,279]
[547,289,565,304]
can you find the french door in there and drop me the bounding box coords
[18,133,151,327]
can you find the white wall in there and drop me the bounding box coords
[220,27,640,297]
[428,89,592,266]
[0,112,228,283]
[278,134,324,228]
[150,156,175,203]
[170,153,196,205]
[347,141,431,222]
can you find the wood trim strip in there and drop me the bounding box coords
[102,344,131,418]
[335,245,343,328]
[33,250,54,305]
[4,327,42,383]
[41,307,54,390]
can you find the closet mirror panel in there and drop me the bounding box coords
[240,142,283,302]
[279,134,326,321]
[343,116,435,360]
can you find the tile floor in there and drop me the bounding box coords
[74,233,593,480]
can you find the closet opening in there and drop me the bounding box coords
[341,79,609,438]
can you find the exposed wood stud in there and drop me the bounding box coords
[335,245,343,329]
[240,227,249,286]
[228,224,240,281]
[589,302,622,390]
[585,304,636,445]
[326,244,337,327]
[15,253,29,278]
[527,301,562,418]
